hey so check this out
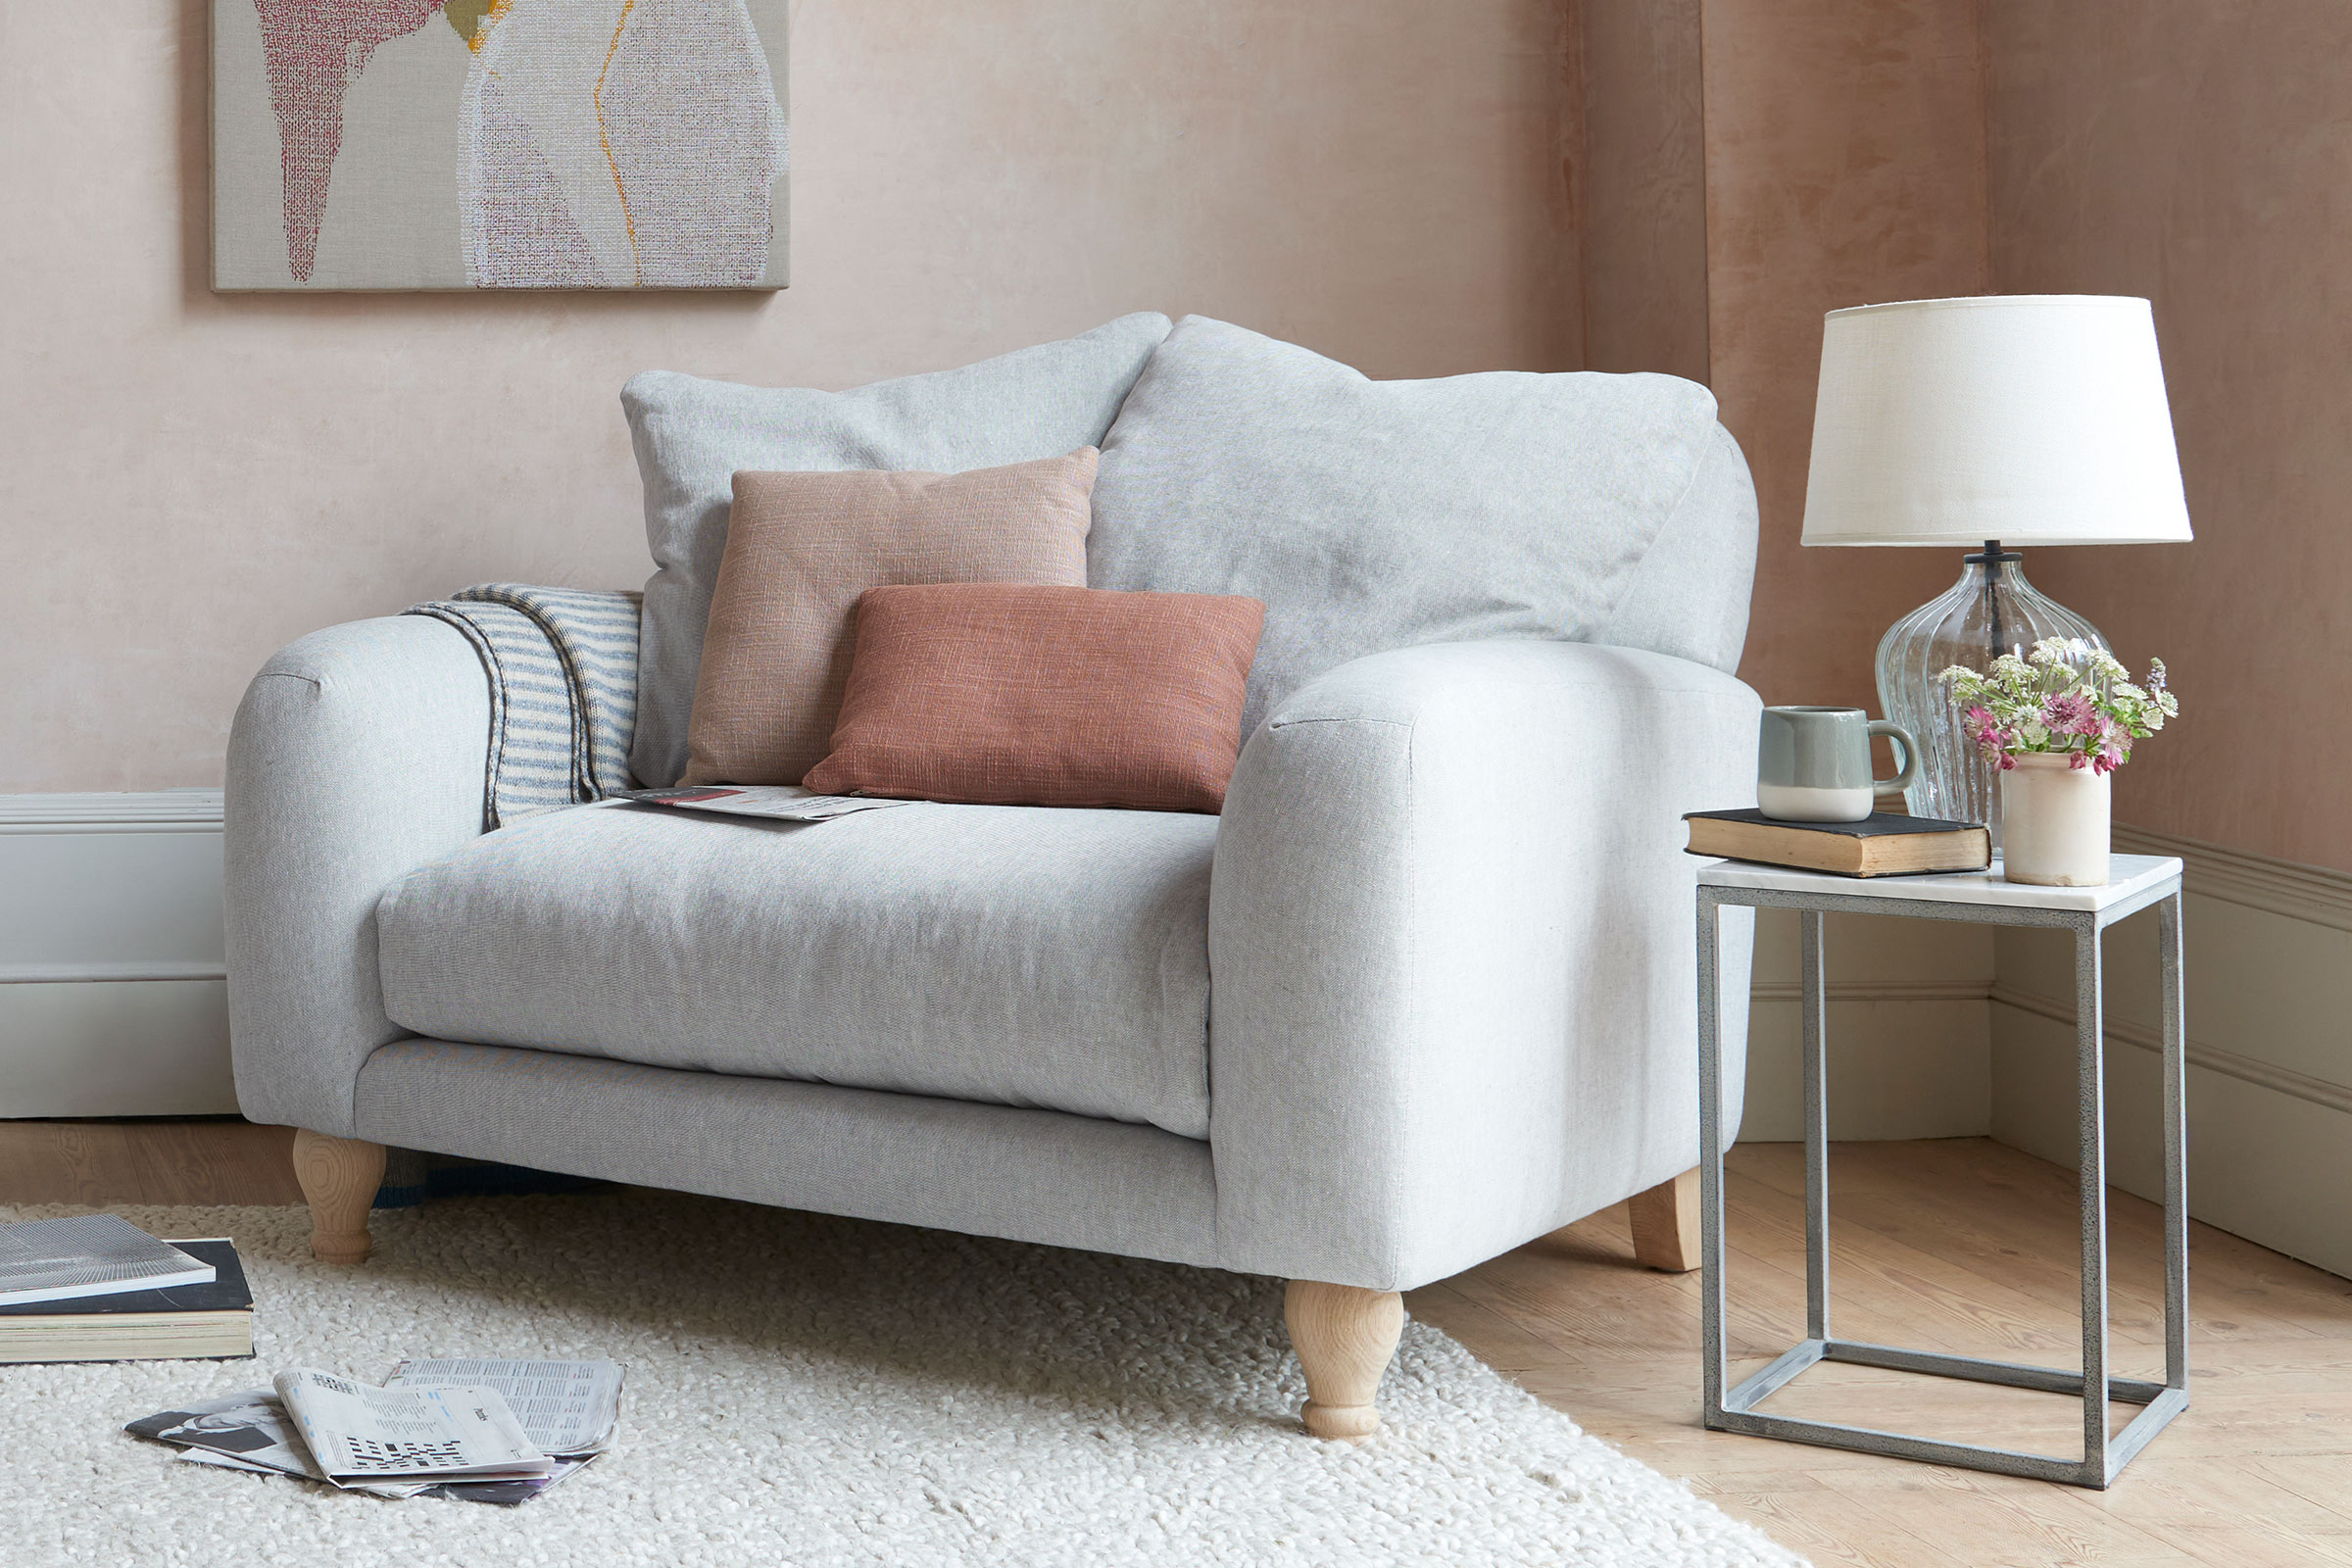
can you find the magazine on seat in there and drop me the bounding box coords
[613,784,912,822]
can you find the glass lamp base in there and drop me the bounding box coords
[1873,545,2105,846]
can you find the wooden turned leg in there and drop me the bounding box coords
[292,1130,385,1264]
[1285,1279,1405,1441]
[1629,1167,1701,1272]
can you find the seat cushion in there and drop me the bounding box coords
[375,800,1217,1139]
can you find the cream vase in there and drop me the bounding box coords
[1999,752,2111,886]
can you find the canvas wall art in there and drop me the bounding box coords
[212,1,789,290]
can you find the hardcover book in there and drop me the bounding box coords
[0,1239,252,1364]
[1684,809,1992,878]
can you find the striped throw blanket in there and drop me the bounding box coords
[404,584,642,829]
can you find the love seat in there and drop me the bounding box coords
[226,315,1761,1440]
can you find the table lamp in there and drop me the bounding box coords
[1800,295,2192,839]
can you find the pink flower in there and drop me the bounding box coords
[2041,692,2100,737]
[2068,750,2090,770]
[2088,717,2132,774]
[1962,704,2011,760]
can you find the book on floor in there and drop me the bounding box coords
[0,1238,251,1364]
[0,1212,215,1307]
[1684,808,1992,878]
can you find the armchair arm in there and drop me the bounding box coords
[1207,640,1758,1291]
[225,616,490,1136]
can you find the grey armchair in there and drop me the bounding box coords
[226,317,1761,1439]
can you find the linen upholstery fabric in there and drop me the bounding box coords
[374,801,1218,1139]
[354,1041,1221,1268]
[625,312,1172,785]
[1089,316,1751,739]
[684,452,1099,786]
[1594,421,1758,672]
[224,616,492,1138]
[1206,640,1760,1290]
[802,584,1264,812]
[230,619,1764,1292]
[227,314,1769,1301]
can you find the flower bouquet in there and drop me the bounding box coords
[1938,639,2180,886]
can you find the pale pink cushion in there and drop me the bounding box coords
[682,449,1096,784]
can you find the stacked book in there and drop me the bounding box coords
[0,1213,252,1364]
[1684,808,1992,877]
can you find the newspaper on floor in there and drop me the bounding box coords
[387,1357,622,1456]
[163,1415,589,1507]
[173,1443,452,1503]
[420,1454,596,1506]
[613,784,912,822]
[173,1446,282,1475]
[125,1389,431,1498]
[129,1359,623,1505]
[128,1392,318,1476]
[273,1368,550,1487]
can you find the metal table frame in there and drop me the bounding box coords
[1695,864,2187,1489]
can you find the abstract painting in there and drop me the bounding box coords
[212,1,788,290]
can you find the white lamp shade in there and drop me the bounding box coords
[1800,295,2193,547]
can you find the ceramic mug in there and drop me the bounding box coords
[1757,707,1918,822]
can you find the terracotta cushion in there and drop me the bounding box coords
[802,583,1267,813]
[682,449,1097,785]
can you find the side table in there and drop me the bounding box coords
[1694,853,2186,1489]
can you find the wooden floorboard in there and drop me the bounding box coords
[0,1122,2345,1561]
[0,1117,302,1206]
[1418,1137,2352,1565]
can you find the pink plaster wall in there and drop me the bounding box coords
[0,0,1579,793]
[1580,0,1707,383]
[1985,0,2352,870]
[1696,0,1990,719]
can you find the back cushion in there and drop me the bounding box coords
[803,583,1265,814]
[622,312,1170,786]
[683,451,1099,786]
[1088,316,1753,740]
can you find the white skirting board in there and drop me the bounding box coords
[1739,905,1996,1141]
[1988,824,2352,1280]
[1735,818,2352,1280]
[8,790,2348,1278]
[0,792,237,1116]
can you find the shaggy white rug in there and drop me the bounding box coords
[0,1190,1803,1568]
